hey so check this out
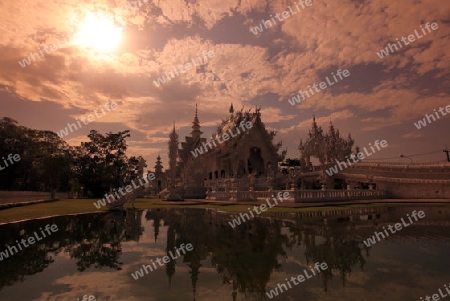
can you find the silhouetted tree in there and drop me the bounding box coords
[0,117,72,191]
[72,129,145,197]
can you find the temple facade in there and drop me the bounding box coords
[178,105,286,197]
[149,111,450,201]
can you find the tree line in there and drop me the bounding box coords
[0,117,146,197]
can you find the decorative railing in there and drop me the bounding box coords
[349,161,450,168]
[207,189,386,202]
[293,189,385,202]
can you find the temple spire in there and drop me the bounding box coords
[154,154,163,177]
[168,123,179,183]
[195,103,199,121]
[191,103,203,139]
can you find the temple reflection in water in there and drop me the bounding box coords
[0,206,449,300]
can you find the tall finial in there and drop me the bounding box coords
[191,104,203,139]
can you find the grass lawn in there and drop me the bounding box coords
[0,198,448,225]
[0,199,108,224]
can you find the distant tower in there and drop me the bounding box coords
[155,154,164,178]
[167,123,184,200]
[229,103,234,114]
[191,103,203,140]
[168,123,179,183]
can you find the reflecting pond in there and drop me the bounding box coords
[1,205,450,300]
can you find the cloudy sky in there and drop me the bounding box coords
[0,0,449,168]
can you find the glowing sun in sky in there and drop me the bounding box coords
[74,12,123,52]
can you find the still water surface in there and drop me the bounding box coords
[0,205,449,301]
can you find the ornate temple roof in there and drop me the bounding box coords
[211,107,261,141]
[177,105,285,165]
[299,117,354,166]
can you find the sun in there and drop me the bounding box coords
[74,12,123,52]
